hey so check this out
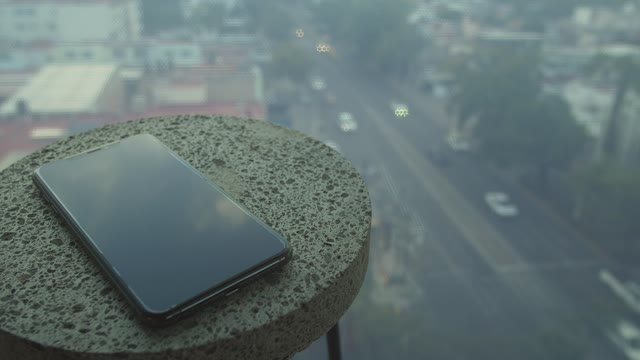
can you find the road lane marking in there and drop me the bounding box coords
[357,101,579,313]
[600,269,640,315]
[361,103,522,269]
[379,164,410,214]
[319,54,579,315]
[390,78,610,262]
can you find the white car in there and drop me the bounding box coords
[310,76,326,91]
[446,134,471,152]
[484,192,519,217]
[608,320,640,360]
[338,112,357,132]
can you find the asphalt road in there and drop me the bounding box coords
[289,21,640,360]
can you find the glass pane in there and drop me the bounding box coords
[2,1,639,359]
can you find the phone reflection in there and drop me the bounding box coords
[186,187,248,234]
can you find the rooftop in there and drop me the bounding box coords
[599,44,640,58]
[478,29,544,42]
[0,63,119,116]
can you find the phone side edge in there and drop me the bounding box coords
[31,171,153,321]
[142,248,292,326]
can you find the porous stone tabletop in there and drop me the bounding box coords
[0,115,371,360]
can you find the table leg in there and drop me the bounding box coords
[326,323,342,360]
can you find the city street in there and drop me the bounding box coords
[0,0,638,359]
[290,23,640,360]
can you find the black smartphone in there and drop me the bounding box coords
[32,133,291,326]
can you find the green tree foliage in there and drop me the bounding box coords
[585,53,640,160]
[314,0,423,77]
[494,0,627,28]
[243,1,292,41]
[260,8,294,42]
[270,43,311,83]
[450,46,541,129]
[450,47,587,186]
[140,0,185,35]
[572,163,640,259]
[190,2,227,31]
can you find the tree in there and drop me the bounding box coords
[449,46,542,131]
[450,47,587,187]
[260,8,294,42]
[586,53,640,161]
[494,0,627,30]
[313,0,422,77]
[190,2,226,31]
[270,43,311,83]
[140,0,185,35]
[572,163,640,260]
[509,95,587,188]
[243,1,292,41]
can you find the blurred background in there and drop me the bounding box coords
[1,0,640,359]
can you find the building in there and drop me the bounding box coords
[42,33,263,68]
[143,65,266,119]
[0,0,141,44]
[542,46,599,81]
[476,29,544,50]
[572,5,640,44]
[560,78,640,164]
[0,116,121,171]
[0,63,125,119]
[0,69,36,104]
[0,121,68,170]
[0,42,52,71]
[0,64,128,170]
[618,91,640,164]
[560,80,612,140]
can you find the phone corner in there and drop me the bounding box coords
[280,243,293,263]
[31,166,44,183]
[135,306,176,327]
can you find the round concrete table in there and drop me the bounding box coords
[0,115,371,360]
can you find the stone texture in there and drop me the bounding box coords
[0,115,371,359]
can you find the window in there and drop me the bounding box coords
[113,48,125,59]
[0,2,639,360]
[14,8,35,17]
[135,47,148,59]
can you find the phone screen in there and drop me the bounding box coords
[34,134,289,317]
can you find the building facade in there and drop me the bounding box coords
[0,0,141,44]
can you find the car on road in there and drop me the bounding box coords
[338,112,358,132]
[310,76,326,91]
[446,134,471,152]
[484,191,519,218]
